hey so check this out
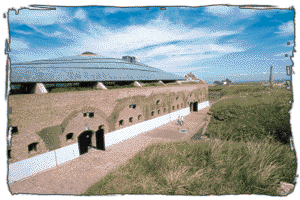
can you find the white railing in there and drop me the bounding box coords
[8,101,209,183]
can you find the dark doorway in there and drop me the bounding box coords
[193,102,198,112]
[78,131,93,155]
[95,126,105,150]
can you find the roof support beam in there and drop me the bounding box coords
[34,83,48,94]
[134,81,142,87]
[95,82,107,90]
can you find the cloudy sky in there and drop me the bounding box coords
[8,5,294,83]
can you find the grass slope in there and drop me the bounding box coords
[85,139,296,195]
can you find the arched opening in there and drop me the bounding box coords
[78,130,93,155]
[138,115,142,120]
[66,133,74,141]
[95,126,105,151]
[156,100,160,105]
[28,142,38,153]
[193,102,198,112]
[129,117,133,123]
[151,111,154,116]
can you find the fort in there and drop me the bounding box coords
[7,53,209,183]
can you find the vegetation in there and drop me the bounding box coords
[85,139,296,195]
[142,82,165,87]
[84,83,296,196]
[206,86,292,144]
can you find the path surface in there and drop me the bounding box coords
[8,105,211,195]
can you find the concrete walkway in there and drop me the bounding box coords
[8,106,211,195]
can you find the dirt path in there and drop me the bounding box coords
[8,105,211,195]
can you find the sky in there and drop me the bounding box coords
[8,6,295,83]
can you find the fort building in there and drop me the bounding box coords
[7,52,209,183]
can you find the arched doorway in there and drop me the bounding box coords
[78,130,93,155]
[95,126,105,150]
[193,102,198,111]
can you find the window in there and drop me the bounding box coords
[176,96,178,100]
[190,94,192,97]
[151,111,154,116]
[119,120,124,126]
[28,142,38,153]
[83,113,87,117]
[172,106,175,110]
[129,104,136,109]
[11,126,18,135]
[158,109,160,114]
[66,133,74,141]
[8,150,11,159]
[177,105,179,109]
[138,115,142,120]
[164,108,166,113]
[88,112,94,118]
[181,103,183,108]
[129,117,133,123]
[156,100,160,105]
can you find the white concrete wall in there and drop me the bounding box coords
[8,101,209,183]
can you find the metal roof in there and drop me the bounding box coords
[11,55,185,83]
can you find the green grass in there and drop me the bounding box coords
[84,139,296,195]
[190,123,206,140]
[142,82,165,87]
[205,87,292,144]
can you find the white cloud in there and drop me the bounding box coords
[9,7,72,25]
[74,9,86,20]
[277,21,294,36]
[205,6,257,18]
[10,39,29,50]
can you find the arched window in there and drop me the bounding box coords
[156,100,160,105]
[138,115,142,120]
[176,96,179,100]
[157,109,160,114]
[164,108,167,113]
[177,105,179,109]
[66,133,74,141]
[181,103,183,108]
[129,117,133,123]
[119,120,124,126]
[151,111,154,116]
[172,106,175,110]
[28,142,38,153]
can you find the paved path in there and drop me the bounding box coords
[8,105,211,195]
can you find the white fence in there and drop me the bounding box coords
[8,101,209,183]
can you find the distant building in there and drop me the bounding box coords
[184,72,199,81]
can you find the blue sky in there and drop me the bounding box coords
[8,6,295,83]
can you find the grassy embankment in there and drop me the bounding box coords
[84,84,296,196]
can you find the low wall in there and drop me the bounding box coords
[8,101,209,183]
